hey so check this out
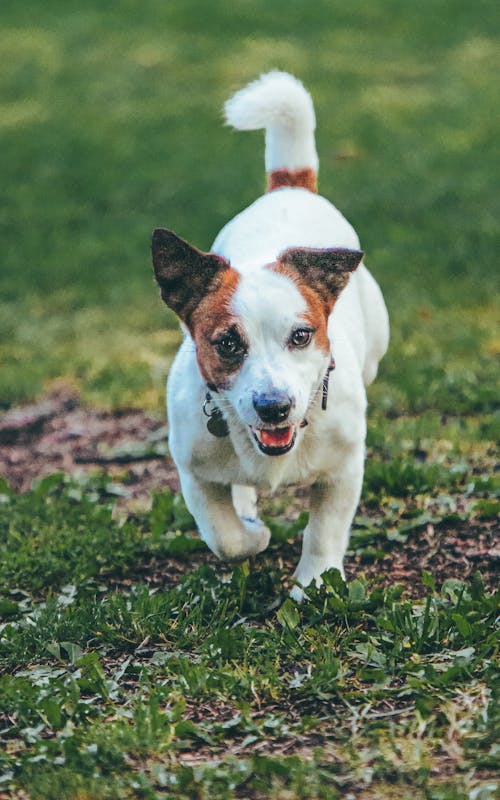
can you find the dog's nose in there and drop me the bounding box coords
[252,390,292,424]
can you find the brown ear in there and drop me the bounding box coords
[278,247,363,303]
[152,228,230,325]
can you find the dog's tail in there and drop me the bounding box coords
[224,71,319,193]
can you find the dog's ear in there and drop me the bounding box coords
[278,247,363,304]
[152,228,230,326]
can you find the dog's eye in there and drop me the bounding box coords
[289,328,314,348]
[215,332,246,361]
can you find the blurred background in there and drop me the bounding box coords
[1,0,498,417]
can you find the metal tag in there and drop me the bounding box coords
[206,408,229,438]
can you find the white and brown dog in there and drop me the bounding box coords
[152,72,389,599]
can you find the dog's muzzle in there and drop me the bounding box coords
[250,390,297,455]
[252,390,292,424]
[203,356,335,453]
[251,423,297,456]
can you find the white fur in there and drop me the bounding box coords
[166,72,389,598]
[224,71,319,173]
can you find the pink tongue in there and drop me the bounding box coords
[260,427,292,447]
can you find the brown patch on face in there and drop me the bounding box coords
[296,282,332,353]
[267,168,318,193]
[152,229,247,390]
[268,246,364,354]
[269,261,331,354]
[190,269,247,390]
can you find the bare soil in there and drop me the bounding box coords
[0,389,180,498]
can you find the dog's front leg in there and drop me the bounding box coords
[291,446,364,601]
[231,484,258,520]
[178,471,270,560]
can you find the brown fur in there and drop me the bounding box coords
[152,228,230,328]
[296,283,332,353]
[269,247,364,353]
[190,269,245,390]
[268,262,331,354]
[279,247,363,306]
[267,168,318,193]
[152,228,244,391]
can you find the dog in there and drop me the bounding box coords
[152,71,389,600]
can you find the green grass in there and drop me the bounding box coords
[1,469,498,798]
[1,1,499,797]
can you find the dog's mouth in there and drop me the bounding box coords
[251,424,296,456]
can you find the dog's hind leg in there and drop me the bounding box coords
[291,444,364,601]
[178,471,270,560]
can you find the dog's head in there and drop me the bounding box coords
[152,228,363,456]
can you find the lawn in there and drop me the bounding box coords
[0,0,499,798]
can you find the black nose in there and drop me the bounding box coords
[252,390,292,424]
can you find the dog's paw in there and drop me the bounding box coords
[292,557,345,601]
[210,518,271,561]
[289,583,308,603]
[240,517,271,556]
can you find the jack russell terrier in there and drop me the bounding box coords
[152,71,389,599]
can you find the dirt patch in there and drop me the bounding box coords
[350,517,499,595]
[0,389,180,499]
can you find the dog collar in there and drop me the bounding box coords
[322,356,336,410]
[203,356,335,438]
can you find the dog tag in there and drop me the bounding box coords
[206,408,229,438]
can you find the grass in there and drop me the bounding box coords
[0,0,499,797]
[0,466,498,798]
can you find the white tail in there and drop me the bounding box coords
[224,71,319,177]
